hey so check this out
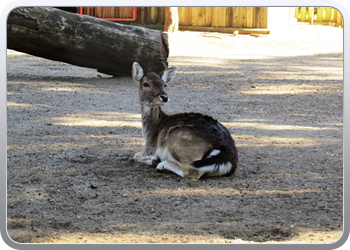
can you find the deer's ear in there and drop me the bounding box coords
[132,62,144,82]
[161,66,178,84]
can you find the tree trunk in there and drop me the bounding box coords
[7,7,169,76]
[163,7,178,32]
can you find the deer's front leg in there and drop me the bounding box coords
[134,151,159,166]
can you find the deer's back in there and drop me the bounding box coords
[157,112,236,163]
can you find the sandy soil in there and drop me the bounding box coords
[6,23,343,244]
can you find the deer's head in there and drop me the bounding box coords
[132,62,178,107]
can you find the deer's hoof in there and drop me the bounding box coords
[155,162,165,171]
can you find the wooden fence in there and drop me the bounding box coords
[77,7,137,21]
[136,7,268,28]
[295,7,343,27]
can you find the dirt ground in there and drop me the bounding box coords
[6,23,344,244]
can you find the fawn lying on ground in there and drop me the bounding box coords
[132,62,238,180]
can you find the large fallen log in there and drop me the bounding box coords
[7,7,169,76]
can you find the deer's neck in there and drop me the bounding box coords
[141,104,168,146]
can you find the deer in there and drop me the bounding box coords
[132,62,238,180]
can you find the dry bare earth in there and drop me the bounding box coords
[7,23,343,244]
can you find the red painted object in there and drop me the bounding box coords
[77,7,137,21]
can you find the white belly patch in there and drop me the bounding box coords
[156,148,181,166]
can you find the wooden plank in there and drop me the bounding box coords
[262,7,268,29]
[158,7,165,24]
[255,7,268,28]
[192,7,199,26]
[216,7,222,27]
[317,7,324,22]
[295,7,299,19]
[325,7,332,22]
[185,7,192,26]
[181,7,187,26]
[246,7,253,28]
[116,7,122,19]
[205,7,212,26]
[178,7,185,25]
[96,7,102,18]
[110,7,116,19]
[252,7,257,28]
[150,7,158,24]
[232,7,240,27]
[198,7,207,27]
[211,7,220,27]
[333,8,338,23]
[119,7,123,19]
[211,7,219,27]
[341,11,344,26]
[119,7,124,19]
[333,8,338,24]
[300,7,307,22]
[239,7,247,28]
[225,7,233,27]
[308,7,314,25]
[337,9,343,26]
[129,7,134,19]
[218,7,226,27]
[123,7,129,19]
[331,8,335,22]
[146,7,153,24]
[103,7,108,18]
[138,7,144,24]
[336,9,343,26]
[143,7,149,24]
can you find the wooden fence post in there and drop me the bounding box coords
[246,7,253,28]
[317,7,324,22]
[300,7,307,22]
[158,7,165,24]
[211,7,220,27]
[218,7,226,27]
[205,7,212,26]
[325,7,332,22]
[295,7,299,20]
[335,9,343,27]
[150,7,158,24]
[308,7,314,24]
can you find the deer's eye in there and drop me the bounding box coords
[143,83,150,88]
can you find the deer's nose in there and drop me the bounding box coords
[160,95,169,103]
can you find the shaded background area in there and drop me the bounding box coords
[7,23,343,243]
